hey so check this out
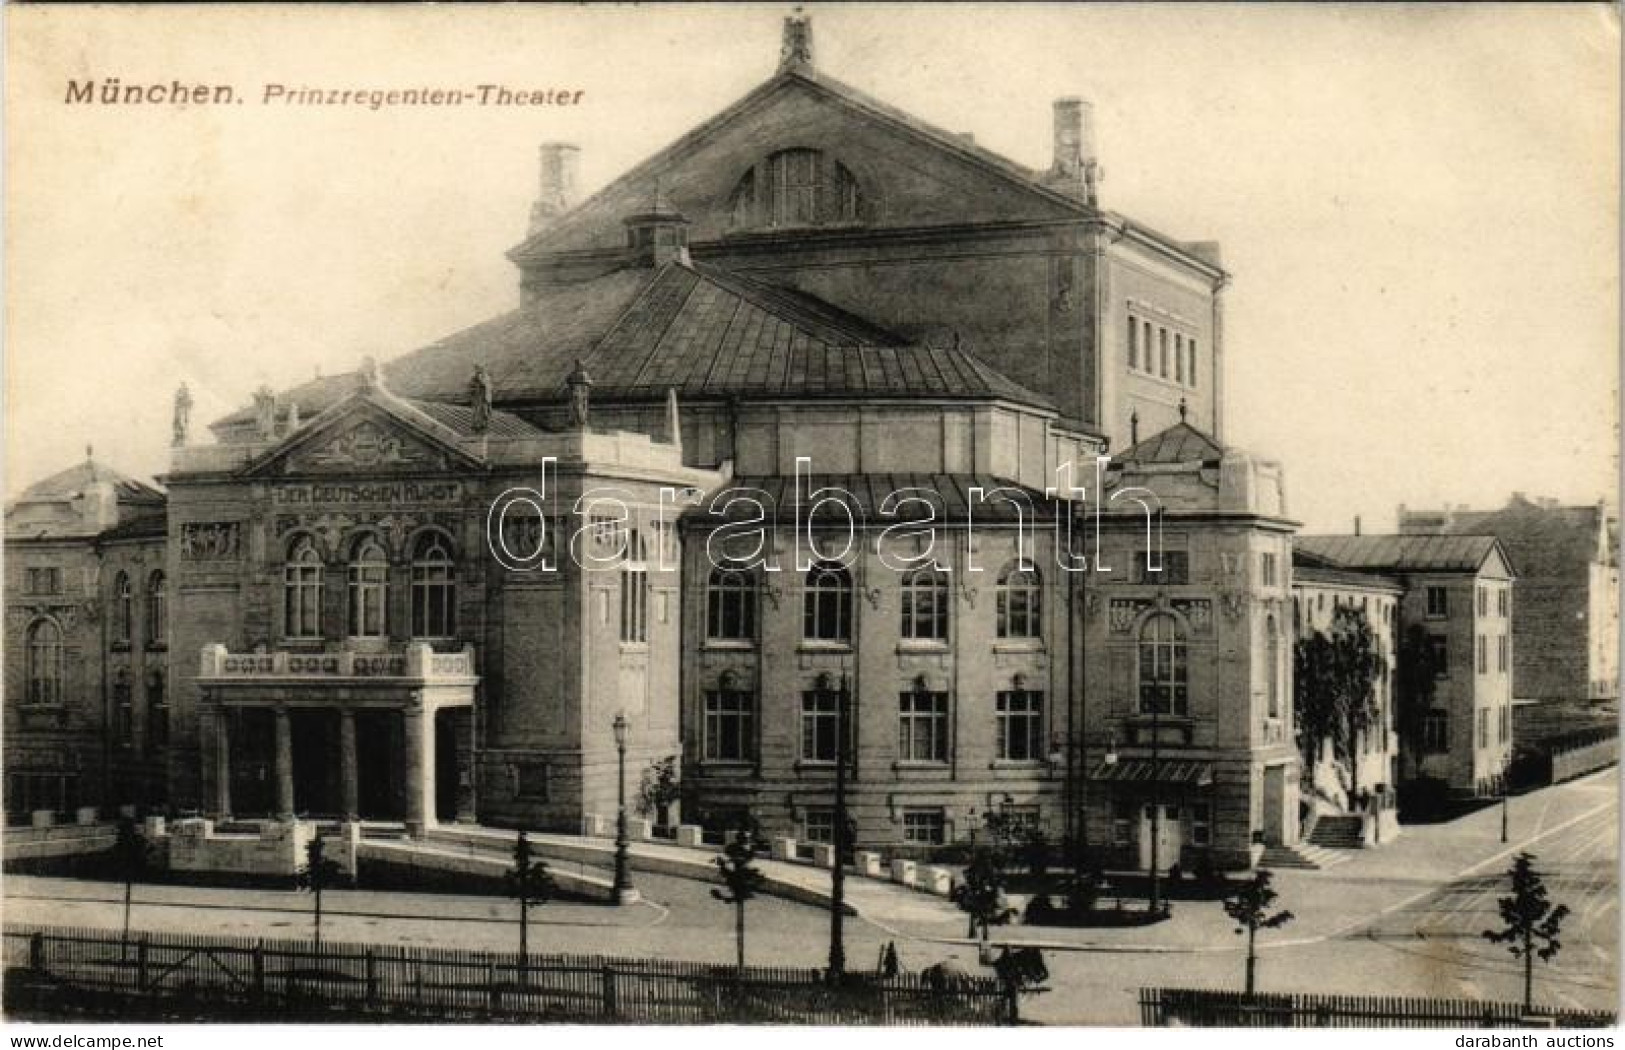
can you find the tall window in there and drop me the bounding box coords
[1138,614,1189,716]
[803,563,852,642]
[26,619,63,704]
[996,689,1044,760]
[1142,320,1153,373]
[899,567,949,641]
[1425,586,1448,619]
[1428,635,1449,677]
[1497,634,1509,673]
[146,670,168,750]
[112,669,133,744]
[1159,327,1169,377]
[1261,553,1279,588]
[1422,712,1448,752]
[1477,708,1489,749]
[112,573,132,645]
[410,532,456,637]
[1266,614,1282,718]
[347,536,389,638]
[706,568,757,641]
[146,571,166,647]
[1190,803,1212,847]
[284,536,323,638]
[619,533,648,643]
[898,687,949,763]
[1188,338,1199,388]
[1498,589,1510,617]
[800,688,848,763]
[1174,333,1185,383]
[1127,315,1139,370]
[996,562,1042,639]
[704,682,756,762]
[1476,634,1487,675]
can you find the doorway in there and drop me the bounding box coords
[1138,802,1182,872]
[1262,764,1286,845]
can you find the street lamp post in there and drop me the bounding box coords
[612,713,634,904]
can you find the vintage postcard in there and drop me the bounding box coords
[2,2,1618,1033]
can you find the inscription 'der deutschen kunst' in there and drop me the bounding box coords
[65,78,585,109]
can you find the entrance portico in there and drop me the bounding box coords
[197,642,477,834]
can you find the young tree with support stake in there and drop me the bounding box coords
[711,829,767,972]
[1483,851,1569,1013]
[112,818,153,950]
[1222,868,1294,996]
[506,831,557,973]
[296,835,343,950]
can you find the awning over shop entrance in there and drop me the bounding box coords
[1087,758,1213,786]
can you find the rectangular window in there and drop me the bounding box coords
[901,809,946,846]
[1478,586,1488,617]
[1498,634,1509,673]
[704,689,755,762]
[996,690,1045,761]
[1159,327,1170,378]
[800,689,849,764]
[1134,549,1189,585]
[1477,634,1487,675]
[1190,802,1212,847]
[1174,333,1185,383]
[898,690,949,763]
[1429,635,1449,677]
[1498,589,1510,618]
[26,567,61,595]
[1423,711,1449,753]
[1142,320,1154,372]
[1127,314,1139,370]
[620,564,648,643]
[513,762,550,800]
[1499,705,1510,745]
[1188,338,1198,388]
[1477,708,1489,749]
[1261,552,1278,588]
[1426,586,1449,619]
[801,808,836,845]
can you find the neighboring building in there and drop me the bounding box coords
[1296,534,1516,797]
[1290,554,1402,809]
[5,16,1302,868]
[1400,494,1619,701]
[3,452,167,818]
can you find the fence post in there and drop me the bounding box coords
[252,940,266,1004]
[1003,979,1020,1026]
[136,937,149,993]
[364,949,377,1003]
[28,932,43,973]
[488,960,500,1014]
[601,964,618,1019]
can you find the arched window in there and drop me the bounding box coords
[347,536,389,638]
[997,562,1042,639]
[26,619,64,704]
[1266,614,1282,719]
[706,567,757,642]
[146,571,166,648]
[803,562,852,642]
[728,149,862,230]
[146,670,168,750]
[112,669,133,744]
[112,572,132,645]
[900,567,949,641]
[284,536,324,638]
[1137,613,1188,716]
[619,532,648,643]
[411,532,456,638]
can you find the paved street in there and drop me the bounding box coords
[4,769,1617,1025]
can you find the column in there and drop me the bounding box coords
[402,701,429,836]
[214,708,233,819]
[340,708,359,822]
[274,706,295,821]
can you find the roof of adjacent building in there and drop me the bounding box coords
[1403,495,1615,579]
[1114,421,1225,465]
[1291,548,1402,591]
[10,457,165,509]
[213,260,1053,431]
[1296,533,1510,575]
[97,511,169,543]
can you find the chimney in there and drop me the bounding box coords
[1050,97,1101,205]
[1354,515,1362,536]
[528,142,580,236]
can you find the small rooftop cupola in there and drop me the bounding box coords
[779,9,814,71]
[1049,97,1101,206]
[623,181,690,267]
[528,141,581,236]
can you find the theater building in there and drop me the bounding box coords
[7,16,1304,869]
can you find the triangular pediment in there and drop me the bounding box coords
[243,392,482,478]
[513,68,1088,261]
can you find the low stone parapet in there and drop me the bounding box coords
[807,843,836,869]
[771,836,797,862]
[674,824,704,848]
[854,850,885,877]
[168,818,315,878]
[75,807,98,826]
[919,866,954,896]
[889,858,916,887]
[31,811,53,829]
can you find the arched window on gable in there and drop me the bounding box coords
[1137,613,1188,716]
[727,149,862,230]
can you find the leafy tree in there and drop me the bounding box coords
[506,831,557,971]
[1483,852,1569,1012]
[951,848,1015,955]
[710,830,767,972]
[1395,623,1445,780]
[111,819,153,949]
[1222,868,1294,996]
[1294,606,1386,800]
[636,755,682,829]
[296,835,343,950]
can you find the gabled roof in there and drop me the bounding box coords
[12,457,165,508]
[1115,421,1225,466]
[1291,548,1402,591]
[1416,497,1615,577]
[98,511,169,543]
[1296,533,1509,576]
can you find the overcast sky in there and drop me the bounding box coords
[6,3,1618,532]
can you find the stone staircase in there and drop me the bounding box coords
[1259,840,1350,871]
[1308,814,1366,850]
